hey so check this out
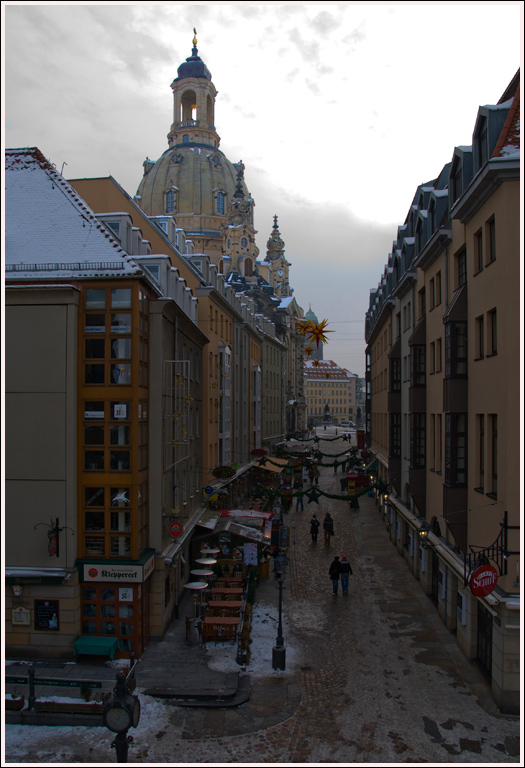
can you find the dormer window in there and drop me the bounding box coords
[106,221,121,240]
[476,116,488,168]
[451,158,463,202]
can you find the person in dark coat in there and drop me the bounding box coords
[323,512,334,545]
[329,556,341,595]
[294,475,304,511]
[339,555,353,594]
[310,514,320,542]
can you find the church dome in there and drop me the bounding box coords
[304,306,319,325]
[135,32,252,259]
[176,45,212,81]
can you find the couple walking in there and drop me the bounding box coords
[309,512,334,545]
[329,555,353,595]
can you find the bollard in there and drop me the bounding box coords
[272,645,286,670]
[28,665,36,710]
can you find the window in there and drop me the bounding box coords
[475,315,485,360]
[451,159,463,202]
[445,413,467,487]
[430,342,435,375]
[390,413,401,458]
[445,321,467,377]
[410,345,425,387]
[390,357,401,392]
[165,189,176,214]
[487,218,496,264]
[488,309,497,355]
[489,414,497,498]
[410,413,426,469]
[216,192,225,214]
[436,414,442,473]
[435,272,442,306]
[476,414,485,492]
[475,230,483,274]
[418,287,426,319]
[429,278,435,310]
[106,221,121,239]
[456,248,467,288]
[436,337,442,373]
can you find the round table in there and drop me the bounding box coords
[200,548,220,555]
[195,557,217,566]
[190,569,214,577]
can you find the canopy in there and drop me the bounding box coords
[257,457,290,473]
[219,509,273,520]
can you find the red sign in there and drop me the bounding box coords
[48,536,57,557]
[88,568,98,578]
[169,521,183,538]
[470,563,498,597]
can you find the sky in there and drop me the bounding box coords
[3,1,523,376]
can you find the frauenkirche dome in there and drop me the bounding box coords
[135,31,252,260]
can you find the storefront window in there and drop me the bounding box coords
[110,313,132,333]
[111,288,132,309]
[85,536,105,556]
[85,314,106,333]
[110,451,130,471]
[85,289,106,309]
[85,451,104,471]
[85,512,105,531]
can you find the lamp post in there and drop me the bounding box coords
[272,551,287,670]
[103,655,140,763]
[418,519,431,549]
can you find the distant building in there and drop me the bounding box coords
[364,71,520,714]
[304,360,360,426]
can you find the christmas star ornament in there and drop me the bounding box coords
[306,486,322,504]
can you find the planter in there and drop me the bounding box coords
[34,700,104,715]
[5,696,25,711]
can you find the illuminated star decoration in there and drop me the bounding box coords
[312,359,320,367]
[297,319,313,336]
[305,319,334,349]
[304,343,315,358]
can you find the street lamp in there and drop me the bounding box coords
[103,658,140,763]
[272,551,288,670]
[418,519,431,549]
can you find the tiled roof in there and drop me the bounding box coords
[5,148,142,279]
[492,85,520,158]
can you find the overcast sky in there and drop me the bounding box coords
[3,2,523,375]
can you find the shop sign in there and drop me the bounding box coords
[470,563,498,597]
[119,587,134,602]
[168,521,184,538]
[84,564,143,583]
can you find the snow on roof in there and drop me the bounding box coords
[432,189,449,197]
[278,296,294,308]
[6,148,141,280]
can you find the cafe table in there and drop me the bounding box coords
[195,557,217,566]
[201,616,240,644]
[211,587,243,600]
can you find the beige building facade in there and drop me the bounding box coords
[365,73,520,713]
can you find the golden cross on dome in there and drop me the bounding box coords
[193,28,198,46]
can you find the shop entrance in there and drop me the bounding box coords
[81,581,147,658]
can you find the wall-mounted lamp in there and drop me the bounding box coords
[418,520,431,549]
[12,585,23,597]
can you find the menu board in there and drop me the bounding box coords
[34,599,60,631]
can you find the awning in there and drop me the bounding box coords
[74,636,120,659]
[365,458,378,474]
[257,457,290,473]
[219,509,273,520]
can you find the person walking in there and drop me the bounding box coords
[308,465,315,486]
[294,475,304,511]
[329,556,341,595]
[310,514,320,543]
[323,512,334,545]
[339,555,353,594]
[312,464,319,486]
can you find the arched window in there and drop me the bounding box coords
[216,192,225,214]
[165,189,176,214]
[244,258,253,277]
[219,259,224,274]
[182,134,189,144]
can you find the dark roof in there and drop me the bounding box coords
[176,45,212,81]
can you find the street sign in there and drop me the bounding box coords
[168,521,184,538]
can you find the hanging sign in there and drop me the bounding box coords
[212,466,236,479]
[169,521,184,538]
[470,563,498,597]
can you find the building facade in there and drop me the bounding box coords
[304,360,360,426]
[364,72,520,713]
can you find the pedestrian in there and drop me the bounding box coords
[294,475,304,511]
[341,456,347,473]
[350,494,360,511]
[302,465,309,483]
[333,460,338,475]
[310,514,320,543]
[329,555,341,595]
[339,555,353,594]
[340,476,348,493]
[312,464,319,486]
[323,512,334,545]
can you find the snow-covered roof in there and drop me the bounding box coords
[5,148,141,280]
[278,296,295,308]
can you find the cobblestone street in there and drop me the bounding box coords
[5,438,521,764]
